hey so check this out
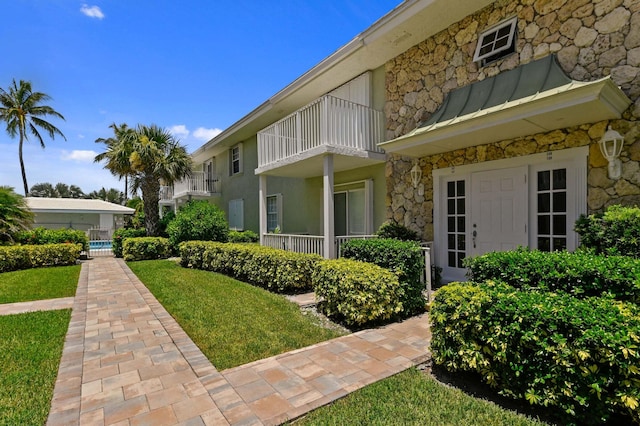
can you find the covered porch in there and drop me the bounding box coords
[256,90,386,259]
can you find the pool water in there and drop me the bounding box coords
[89,241,112,250]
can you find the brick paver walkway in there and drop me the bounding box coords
[0,296,74,316]
[46,257,431,425]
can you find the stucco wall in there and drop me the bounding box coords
[384,0,640,240]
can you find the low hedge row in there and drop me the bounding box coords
[180,241,321,293]
[0,243,82,272]
[313,258,403,326]
[112,228,147,257]
[431,281,640,425]
[14,227,89,251]
[341,238,425,315]
[228,230,259,243]
[122,237,172,261]
[465,248,640,303]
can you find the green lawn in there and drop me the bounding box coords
[293,368,548,426]
[0,265,80,304]
[0,309,71,426]
[128,260,345,370]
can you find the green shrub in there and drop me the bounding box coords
[180,241,321,293]
[167,200,228,247]
[122,237,171,261]
[112,228,147,258]
[465,248,640,302]
[575,205,640,257]
[375,221,420,241]
[431,281,640,425]
[341,238,425,315]
[15,227,89,251]
[313,258,404,326]
[228,230,259,243]
[0,243,82,272]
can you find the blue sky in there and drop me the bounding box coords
[0,0,400,195]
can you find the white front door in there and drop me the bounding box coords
[470,167,528,256]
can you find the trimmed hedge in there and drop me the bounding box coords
[375,220,421,241]
[0,243,82,272]
[341,238,425,315]
[228,230,259,243]
[112,228,147,258]
[431,281,640,425]
[575,205,640,257]
[15,227,89,251]
[313,258,404,326]
[465,248,640,303]
[122,237,172,261]
[180,241,321,293]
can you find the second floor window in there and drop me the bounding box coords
[230,143,243,175]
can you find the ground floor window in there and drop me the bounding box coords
[446,180,466,268]
[536,168,567,251]
[266,194,281,232]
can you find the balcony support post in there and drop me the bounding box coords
[259,174,267,246]
[323,154,335,259]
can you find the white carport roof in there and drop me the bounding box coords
[25,198,135,215]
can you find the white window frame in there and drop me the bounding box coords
[228,198,244,231]
[473,17,517,65]
[229,143,243,176]
[266,194,282,233]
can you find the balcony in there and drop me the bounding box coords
[256,95,386,177]
[159,171,220,203]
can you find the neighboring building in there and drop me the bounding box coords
[165,0,639,277]
[25,197,134,239]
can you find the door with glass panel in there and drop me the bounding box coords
[334,189,365,236]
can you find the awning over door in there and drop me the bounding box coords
[379,55,632,157]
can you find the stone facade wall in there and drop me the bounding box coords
[385,0,640,240]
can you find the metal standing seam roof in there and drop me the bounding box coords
[420,55,572,128]
[24,197,135,214]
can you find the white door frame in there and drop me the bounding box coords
[433,146,588,283]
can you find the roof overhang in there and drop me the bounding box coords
[255,146,386,178]
[191,0,494,164]
[379,77,632,157]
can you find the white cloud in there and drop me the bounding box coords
[193,127,222,141]
[61,150,98,163]
[169,125,190,140]
[80,4,105,19]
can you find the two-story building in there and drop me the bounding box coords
[163,0,639,281]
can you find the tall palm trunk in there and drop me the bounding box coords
[141,177,161,236]
[18,130,28,196]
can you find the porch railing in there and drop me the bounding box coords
[261,233,378,258]
[262,234,326,257]
[257,94,385,168]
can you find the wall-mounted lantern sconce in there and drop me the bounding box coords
[599,126,624,179]
[410,161,422,188]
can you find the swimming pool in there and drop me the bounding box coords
[89,240,112,250]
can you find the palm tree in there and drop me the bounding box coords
[0,79,66,195]
[0,186,34,243]
[95,123,135,201]
[29,182,57,197]
[95,124,191,236]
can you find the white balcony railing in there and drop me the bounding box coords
[160,171,220,201]
[257,95,385,168]
[261,233,378,258]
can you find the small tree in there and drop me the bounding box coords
[166,200,228,247]
[0,186,34,243]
